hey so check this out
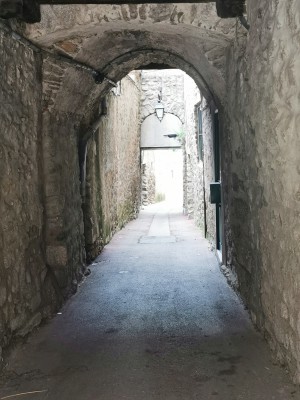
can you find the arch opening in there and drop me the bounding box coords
[79,65,222,265]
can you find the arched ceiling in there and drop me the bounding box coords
[23,4,242,113]
[26,4,236,42]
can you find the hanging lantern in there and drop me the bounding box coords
[154,91,164,122]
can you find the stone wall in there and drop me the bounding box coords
[0,30,141,356]
[223,0,300,382]
[202,102,217,244]
[141,161,155,206]
[140,69,217,244]
[183,74,216,244]
[0,29,52,356]
[183,74,202,224]
[42,110,86,293]
[84,73,141,261]
[0,28,92,359]
[141,70,184,122]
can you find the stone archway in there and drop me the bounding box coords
[16,5,234,290]
[22,3,236,114]
[0,2,237,359]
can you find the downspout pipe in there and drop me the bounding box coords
[239,15,250,31]
[0,21,117,87]
[79,98,107,202]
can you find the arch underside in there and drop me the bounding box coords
[24,4,240,114]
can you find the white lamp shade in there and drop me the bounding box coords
[155,101,164,122]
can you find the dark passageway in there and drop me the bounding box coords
[1,203,299,399]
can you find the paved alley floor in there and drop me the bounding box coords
[1,202,299,400]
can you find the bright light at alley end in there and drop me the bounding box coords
[155,98,164,122]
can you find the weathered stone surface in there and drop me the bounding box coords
[42,109,86,290]
[22,4,237,109]
[182,73,202,223]
[140,70,185,122]
[17,312,42,337]
[141,163,155,206]
[0,29,59,352]
[201,101,217,243]
[172,72,216,244]
[84,73,141,260]
[223,0,300,383]
[46,245,68,268]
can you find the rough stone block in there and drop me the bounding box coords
[46,245,68,268]
[17,313,42,337]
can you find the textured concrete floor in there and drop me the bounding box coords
[1,203,299,399]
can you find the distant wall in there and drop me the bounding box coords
[183,74,202,224]
[140,69,217,245]
[84,74,141,261]
[0,33,141,357]
[140,70,185,122]
[142,149,183,207]
[183,74,216,244]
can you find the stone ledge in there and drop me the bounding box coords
[0,0,245,23]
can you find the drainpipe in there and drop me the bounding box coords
[79,98,107,202]
[239,16,250,31]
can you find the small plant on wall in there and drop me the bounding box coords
[155,192,166,203]
[175,128,186,144]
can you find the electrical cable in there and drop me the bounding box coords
[0,20,117,87]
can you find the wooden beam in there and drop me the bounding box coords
[38,0,215,3]
[0,0,23,19]
[216,0,245,18]
[23,0,41,22]
[0,0,40,22]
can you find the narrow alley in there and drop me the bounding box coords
[1,203,299,399]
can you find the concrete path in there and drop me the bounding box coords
[1,202,299,400]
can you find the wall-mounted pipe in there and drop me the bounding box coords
[0,21,117,87]
[239,16,250,31]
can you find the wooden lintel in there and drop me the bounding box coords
[0,0,245,23]
[38,0,215,3]
[216,0,245,18]
[0,0,40,22]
